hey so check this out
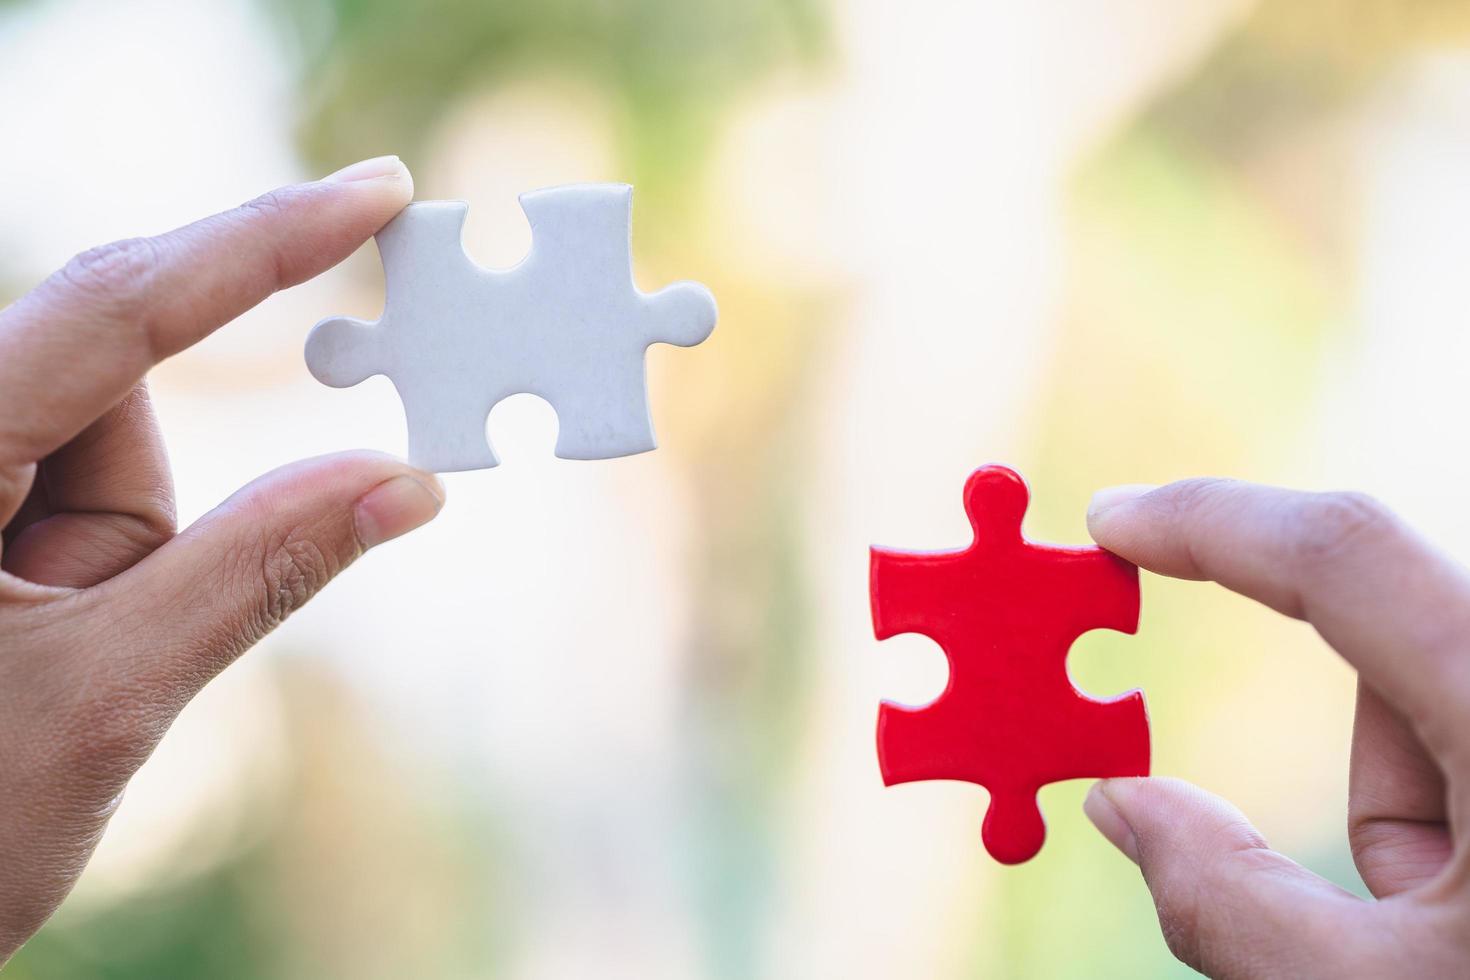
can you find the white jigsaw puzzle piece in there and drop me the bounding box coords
[305,183,717,472]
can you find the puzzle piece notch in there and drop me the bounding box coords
[306,183,717,472]
[870,465,1149,864]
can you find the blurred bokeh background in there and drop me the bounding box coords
[4,0,1470,976]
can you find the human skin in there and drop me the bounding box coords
[0,156,445,963]
[1084,480,1470,977]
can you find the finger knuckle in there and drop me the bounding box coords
[59,237,163,332]
[117,509,177,555]
[224,185,318,289]
[1294,491,1395,566]
[236,183,313,223]
[1151,878,1206,969]
[1165,478,1238,517]
[1152,869,1263,977]
[258,528,337,628]
[1346,809,1385,851]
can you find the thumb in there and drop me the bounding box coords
[1084,777,1384,978]
[93,451,444,704]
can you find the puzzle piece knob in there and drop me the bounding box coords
[962,465,1029,547]
[305,316,383,388]
[982,786,1046,865]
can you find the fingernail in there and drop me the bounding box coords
[1087,484,1158,522]
[1083,782,1140,863]
[323,155,406,183]
[354,472,445,549]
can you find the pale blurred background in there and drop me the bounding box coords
[3,0,1470,976]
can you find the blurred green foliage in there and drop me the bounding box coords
[269,0,828,185]
[5,848,287,980]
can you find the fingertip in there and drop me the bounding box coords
[1085,480,1222,579]
[205,451,435,530]
[1086,484,1158,538]
[1084,780,1141,863]
[353,470,445,549]
[1095,778,1353,976]
[316,155,414,223]
[1097,777,1272,858]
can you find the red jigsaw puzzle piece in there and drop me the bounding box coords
[870,465,1149,864]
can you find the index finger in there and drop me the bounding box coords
[1087,478,1470,752]
[0,156,413,469]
